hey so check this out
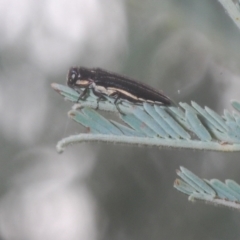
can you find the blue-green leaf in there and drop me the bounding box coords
[52,83,240,153]
[174,167,240,210]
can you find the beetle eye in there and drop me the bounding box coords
[71,73,76,81]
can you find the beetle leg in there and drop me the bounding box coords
[111,93,125,115]
[91,87,108,110]
[76,87,90,102]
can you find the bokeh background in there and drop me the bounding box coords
[1,0,240,239]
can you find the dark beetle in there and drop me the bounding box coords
[67,67,174,112]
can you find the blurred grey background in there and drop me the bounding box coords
[1,0,240,239]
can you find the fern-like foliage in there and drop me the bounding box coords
[51,83,240,153]
[218,0,240,30]
[174,166,240,210]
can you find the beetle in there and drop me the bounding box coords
[67,67,174,113]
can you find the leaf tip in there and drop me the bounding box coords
[51,83,60,92]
